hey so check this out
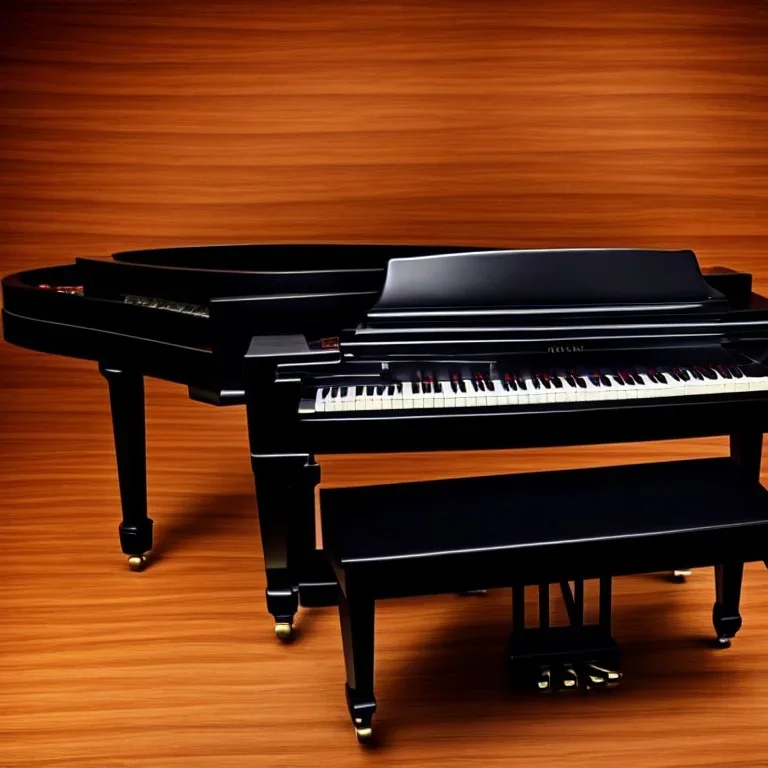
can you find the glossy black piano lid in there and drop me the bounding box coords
[78,256,390,305]
[368,249,728,326]
[111,243,492,272]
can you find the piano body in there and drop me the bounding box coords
[1,244,487,572]
[245,248,768,641]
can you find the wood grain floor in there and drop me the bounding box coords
[3,0,768,765]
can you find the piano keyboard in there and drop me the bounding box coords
[311,365,768,413]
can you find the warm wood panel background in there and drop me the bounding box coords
[2,1,768,765]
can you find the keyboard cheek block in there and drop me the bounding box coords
[320,458,768,741]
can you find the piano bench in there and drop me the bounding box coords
[320,457,768,742]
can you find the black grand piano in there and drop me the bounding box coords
[2,244,486,576]
[244,247,768,648]
[4,245,768,651]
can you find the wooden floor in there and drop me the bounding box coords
[4,0,768,763]
[3,347,768,767]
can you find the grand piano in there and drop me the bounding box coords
[1,244,487,574]
[4,246,768,647]
[244,247,768,642]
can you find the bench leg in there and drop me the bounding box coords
[100,366,153,572]
[713,562,744,647]
[711,431,762,647]
[339,584,376,743]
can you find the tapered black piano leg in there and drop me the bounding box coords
[711,431,764,646]
[713,563,744,647]
[338,582,376,743]
[251,454,334,640]
[99,365,153,571]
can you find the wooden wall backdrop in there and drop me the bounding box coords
[2,1,768,765]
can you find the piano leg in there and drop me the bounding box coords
[713,563,744,647]
[250,454,336,639]
[710,430,764,646]
[338,582,377,743]
[99,366,153,571]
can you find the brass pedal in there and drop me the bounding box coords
[537,667,552,693]
[585,663,622,688]
[560,664,579,691]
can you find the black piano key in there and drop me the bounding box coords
[612,375,624,386]
[340,386,349,397]
[565,375,577,388]
[716,364,732,379]
[599,374,612,387]
[551,375,563,389]
[423,381,432,394]
[538,375,551,389]
[375,385,385,395]
[589,375,601,386]
[486,379,494,391]
[450,380,459,394]
[435,381,443,393]
[675,367,691,381]
[413,381,421,394]
[691,367,705,381]
[387,385,396,396]
[516,376,527,390]
[730,365,745,379]
[459,379,467,393]
[397,382,403,393]
[696,365,717,380]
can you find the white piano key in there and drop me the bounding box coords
[489,379,507,406]
[401,381,414,408]
[462,379,477,407]
[341,387,357,411]
[315,389,326,412]
[582,378,603,401]
[412,383,425,409]
[747,375,768,392]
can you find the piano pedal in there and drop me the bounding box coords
[584,662,622,689]
[127,554,149,572]
[536,666,553,693]
[559,664,579,691]
[716,635,732,648]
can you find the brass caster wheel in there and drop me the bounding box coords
[274,622,294,643]
[355,726,374,743]
[127,554,148,572]
[716,636,732,648]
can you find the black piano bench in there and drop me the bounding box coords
[320,457,768,742]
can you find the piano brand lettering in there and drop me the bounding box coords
[548,344,584,353]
